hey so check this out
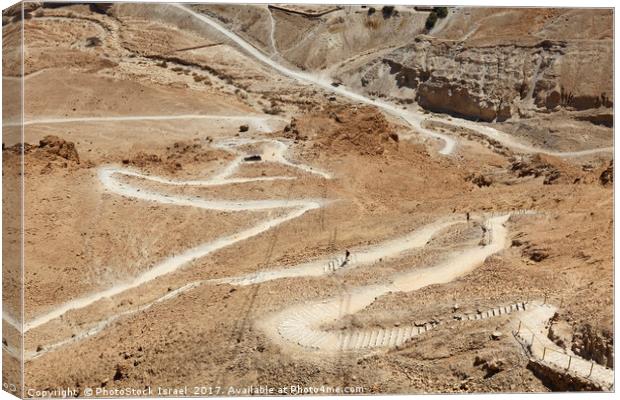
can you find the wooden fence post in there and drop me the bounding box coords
[567,356,572,371]
[542,347,547,361]
[587,362,594,378]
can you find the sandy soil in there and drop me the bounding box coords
[1,2,613,396]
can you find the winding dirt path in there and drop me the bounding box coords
[212,216,461,286]
[14,138,508,360]
[172,4,612,158]
[21,137,328,334]
[438,117,614,157]
[8,145,611,393]
[266,5,278,57]
[171,4,456,155]
[16,214,466,360]
[259,213,513,353]
[4,8,612,388]
[21,210,516,359]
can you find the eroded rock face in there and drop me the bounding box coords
[356,38,612,122]
[508,154,584,185]
[572,325,614,369]
[527,359,603,391]
[548,315,614,370]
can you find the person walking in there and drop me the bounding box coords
[340,250,351,269]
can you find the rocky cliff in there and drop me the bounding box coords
[336,8,613,123]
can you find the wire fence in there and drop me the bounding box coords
[512,312,613,389]
[514,320,593,376]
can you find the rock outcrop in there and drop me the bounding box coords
[473,355,505,378]
[599,161,613,186]
[508,154,583,185]
[572,325,614,369]
[353,38,611,122]
[339,9,612,124]
[286,105,400,157]
[38,135,80,163]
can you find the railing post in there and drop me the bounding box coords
[567,355,572,371]
[543,294,547,304]
[587,362,594,378]
[542,347,547,361]
[517,321,521,335]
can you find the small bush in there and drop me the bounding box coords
[425,11,438,30]
[367,7,375,16]
[382,6,395,19]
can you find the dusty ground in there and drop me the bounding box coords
[2,2,614,396]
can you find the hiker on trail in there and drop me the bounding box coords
[466,212,470,222]
[340,249,351,269]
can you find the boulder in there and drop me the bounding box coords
[524,247,549,262]
[39,135,79,163]
[467,173,492,187]
[474,355,505,378]
[599,160,613,186]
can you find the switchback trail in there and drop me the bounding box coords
[21,137,328,333]
[5,8,612,388]
[172,4,456,155]
[173,4,612,158]
[259,213,515,353]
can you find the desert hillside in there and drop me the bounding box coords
[1,3,614,396]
